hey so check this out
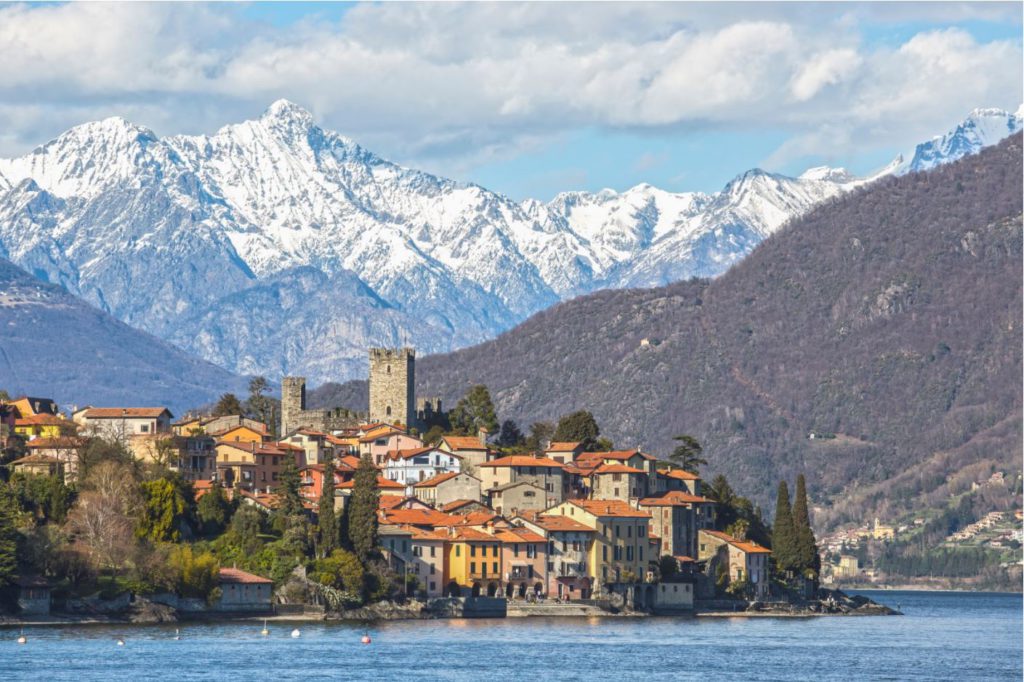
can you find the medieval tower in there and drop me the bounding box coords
[368,347,415,427]
[280,376,307,437]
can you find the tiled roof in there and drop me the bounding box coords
[25,436,85,449]
[15,414,69,427]
[546,441,582,452]
[413,471,461,488]
[638,491,712,506]
[490,480,545,492]
[378,496,410,510]
[10,454,62,466]
[448,527,499,542]
[568,499,652,519]
[479,454,564,468]
[218,568,273,584]
[701,529,772,554]
[434,510,500,527]
[528,515,597,533]
[440,436,487,450]
[593,463,645,475]
[337,476,405,490]
[658,468,700,481]
[442,499,482,512]
[379,508,453,526]
[387,446,438,461]
[399,524,448,541]
[577,449,655,463]
[82,407,172,419]
[495,527,547,544]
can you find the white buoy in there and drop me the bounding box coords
[16,628,26,645]
[173,628,180,641]
[361,633,371,645]
[261,620,270,636]
[116,638,125,646]
[290,628,300,639]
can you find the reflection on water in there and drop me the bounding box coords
[2,591,1020,681]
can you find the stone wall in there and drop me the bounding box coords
[280,376,364,435]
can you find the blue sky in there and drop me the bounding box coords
[0,2,1021,200]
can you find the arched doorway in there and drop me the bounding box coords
[505,584,513,598]
[534,583,544,596]
[471,583,482,598]
[517,583,526,598]
[487,582,498,597]
[446,581,460,597]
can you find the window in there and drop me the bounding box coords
[514,545,520,557]
[140,424,149,433]
[524,491,535,498]
[615,526,621,538]
[430,564,436,575]
[272,472,278,481]
[614,488,620,497]
[627,526,632,538]
[470,562,476,574]
[492,562,499,574]
[614,546,622,561]
[602,546,608,561]
[413,546,422,557]
[548,561,555,571]
[612,473,621,482]
[626,547,633,561]
[261,472,266,482]
[430,546,436,558]
[470,545,476,557]
[386,406,392,417]
[527,544,536,559]
[639,547,643,561]
[572,541,581,551]
[456,546,461,557]
[430,582,436,591]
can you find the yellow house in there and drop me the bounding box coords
[8,396,59,418]
[546,499,652,593]
[443,527,502,596]
[210,424,267,444]
[14,414,73,440]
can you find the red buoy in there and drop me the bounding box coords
[361,634,372,645]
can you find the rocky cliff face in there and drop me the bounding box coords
[0,103,1019,384]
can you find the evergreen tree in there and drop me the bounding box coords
[497,420,524,448]
[773,481,797,574]
[553,410,601,450]
[197,484,232,534]
[317,456,338,558]
[348,455,379,563]
[246,377,272,429]
[278,457,304,517]
[525,421,554,453]
[668,435,707,474]
[212,393,244,417]
[792,474,820,575]
[137,478,187,542]
[0,486,19,591]
[449,385,499,436]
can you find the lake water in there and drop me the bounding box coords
[1,591,1020,681]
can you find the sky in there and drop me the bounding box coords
[0,2,1020,201]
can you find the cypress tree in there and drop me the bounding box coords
[278,457,304,517]
[348,455,379,563]
[317,455,338,558]
[792,474,820,575]
[0,486,18,591]
[772,481,797,574]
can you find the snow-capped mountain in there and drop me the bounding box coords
[0,103,1019,385]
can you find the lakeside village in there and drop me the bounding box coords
[0,348,893,623]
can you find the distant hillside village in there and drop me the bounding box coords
[0,348,831,619]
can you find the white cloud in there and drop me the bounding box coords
[0,2,1019,182]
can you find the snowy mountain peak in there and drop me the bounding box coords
[799,166,855,183]
[262,98,316,124]
[900,105,1022,174]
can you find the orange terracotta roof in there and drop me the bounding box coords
[10,454,62,466]
[658,468,700,481]
[479,454,564,468]
[495,527,547,544]
[216,441,291,456]
[399,524,448,541]
[546,441,582,452]
[379,508,454,526]
[337,476,405,490]
[441,436,487,450]
[561,464,592,476]
[638,491,712,506]
[442,499,482,512]
[434,510,500,527]
[593,463,645,475]
[82,407,171,419]
[577,449,655,463]
[15,414,69,427]
[528,515,597,533]
[218,568,273,584]
[379,496,408,510]
[674,555,696,563]
[448,527,499,542]
[387,446,437,461]
[701,530,772,554]
[25,436,85,449]
[413,471,461,488]
[568,499,652,518]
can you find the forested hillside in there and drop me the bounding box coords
[407,135,1023,527]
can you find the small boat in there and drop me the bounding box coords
[16,628,26,645]
[261,620,270,636]
[116,638,126,646]
[290,628,301,638]
[361,632,372,645]
[173,628,180,641]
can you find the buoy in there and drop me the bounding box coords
[261,620,270,636]
[173,628,180,641]
[290,628,301,638]
[361,633,371,645]
[16,628,26,645]
[116,638,126,646]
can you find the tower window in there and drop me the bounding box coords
[387,365,391,374]
[386,406,392,416]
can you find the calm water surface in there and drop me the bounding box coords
[1,590,1020,681]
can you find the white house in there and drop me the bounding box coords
[73,407,173,441]
[382,445,462,487]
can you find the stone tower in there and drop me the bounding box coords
[280,376,307,436]
[368,347,415,428]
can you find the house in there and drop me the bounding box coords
[835,554,860,579]
[129,433,217,481]
[442,499,490,515]
[654,468,701,496]
[24,437,85,481]
[215,441,295,491]
[544,441,583,464]
[382,445,462,487]
[489,480,549,516]
[16,576,52,616]
[10,453,63,478]
[438,434,490,471]
[413,471,481,508]
[209,424,268,445]
[360,429,423,466]
[281,429,337,466]
[589,463,648,502]
[13,413,74,440]
[378,524,448,598]
[337,476,407,506]
[496,527,549,598]
[515,513,596,599]
[444,527,502,596]
[298,459,358,504]
[217,568,273,612]
[638,490,716,559]
[174,415,267,438]
[74,407,173,441]
[8,396,59,418]
[546,499,652,594]
[378,506,454,529]
[698,529,772,600]
[575,449,658,478]
[478,454,565,503]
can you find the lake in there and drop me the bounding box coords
[1,591,1020,680]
